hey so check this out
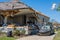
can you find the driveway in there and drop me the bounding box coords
[17,35,55,40]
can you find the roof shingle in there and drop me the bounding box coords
[0,2,29,10]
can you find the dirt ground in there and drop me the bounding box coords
[17,35,55,40]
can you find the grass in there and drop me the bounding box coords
[0,36,15,40]
[53,29,60,40]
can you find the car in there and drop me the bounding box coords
[39,22,55,36]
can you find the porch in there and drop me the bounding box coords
[0,8,42,35]
[0,14,39,35]
[0,13,37,27]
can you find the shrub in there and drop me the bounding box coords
[12,30,20,36]
[20,29,26,35]
[12,29,26,36]
[0,31,6,36]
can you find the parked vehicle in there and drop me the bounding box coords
[28,24,39,35]
[39,22,54,36]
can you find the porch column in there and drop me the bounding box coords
[4,16,8,25]
[0,16,3,25]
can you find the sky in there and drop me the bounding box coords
[0,0,60,22]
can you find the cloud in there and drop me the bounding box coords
[51,3,56,10]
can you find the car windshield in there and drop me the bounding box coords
[41,25,51,30]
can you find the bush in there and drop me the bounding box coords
[20,29,26,35]
[0,31,6,36]
[12,28,26,36]
[12,30,20,36]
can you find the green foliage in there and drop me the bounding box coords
[0,31,2,34]
[56,8,60,11]
[12,30,20,36]
[12,29,26,36]
[56,4,60,11]
[0,31,6,36]
[20,29,26,35]
[53,30,60,40]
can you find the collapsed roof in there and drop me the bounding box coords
[0,2,29,10]
[0,0,49,18]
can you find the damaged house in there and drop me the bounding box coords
[0,0,50,34]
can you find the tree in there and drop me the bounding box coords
[52,3,60,11]
[56,4,60,11]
